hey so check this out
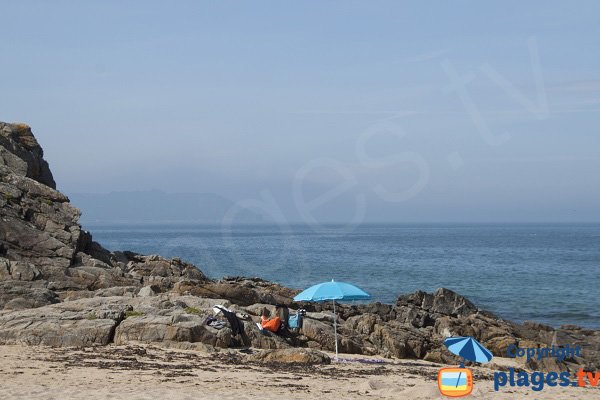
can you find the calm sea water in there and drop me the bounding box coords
[87,223,600,328]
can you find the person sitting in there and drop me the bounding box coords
[260,307,282,333]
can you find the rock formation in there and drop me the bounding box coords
[0,122,208,307]
[0,121,598,371]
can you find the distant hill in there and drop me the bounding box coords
[69,190,263,224]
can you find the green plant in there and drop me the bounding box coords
[184,307,201,315]
[86,313,97,320]
[124,310,145,318]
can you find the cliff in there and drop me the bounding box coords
[0,122,210,308]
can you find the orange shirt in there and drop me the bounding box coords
[261,316,281,333]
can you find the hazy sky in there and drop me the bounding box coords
[2,1,599,223]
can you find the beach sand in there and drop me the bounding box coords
[0,344,597,400]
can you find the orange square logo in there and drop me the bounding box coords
[438,367,473,397]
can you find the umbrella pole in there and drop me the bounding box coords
[333,299,338,361]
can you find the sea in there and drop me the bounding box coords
[86,223,600,328]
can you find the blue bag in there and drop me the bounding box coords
[288,313,302,329]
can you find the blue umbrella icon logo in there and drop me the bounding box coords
[438,336,493,397]
[444,336,493,365]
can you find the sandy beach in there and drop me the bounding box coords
[0,344,597,400]
[2,1,600,399]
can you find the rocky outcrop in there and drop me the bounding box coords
[0,281,59,310]
[0,278,596,372]
[0,122,55,188]
[174,276,299,306]
[0,295,125,346]
[0,122,211,308]
[0,121,598,374]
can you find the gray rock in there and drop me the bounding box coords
[138,285,158,297]
[396,287,478,317]
[0,281,59,310]
[114,312,232,348]
[0,122,213,307]
[94,286,138,298]
[0,296,126,346]
[8,261,40,281]
[300,317,337,351]
[0,258,11,280]
[0,122,56,188]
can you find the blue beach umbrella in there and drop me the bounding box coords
[294,280,371,359]
[444,336,493,365]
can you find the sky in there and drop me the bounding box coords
[1,1,599,223]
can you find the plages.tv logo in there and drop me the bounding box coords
[494,344,600,392]
[437,336,493,397]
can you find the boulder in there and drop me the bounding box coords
[300,318,337,351]
[8,261,41,281]
[0,281,59,310]
[0,296,127,346]
[369,321,431,359]
[114,314,232,347]
[396,288,478,317]
[0,313,117,347]
[138,285,159,297]
[242,321,291,350]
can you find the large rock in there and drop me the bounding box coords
[114,313,232,348]
[300,317,337,351]
[0,281,59,310]
[242,321,291,349]
[396,288,478,318]
[173,277,295,307]
[0,296,126,346]
[0,121,211,307]
[0,123,55,188]
[368,321,431,358]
